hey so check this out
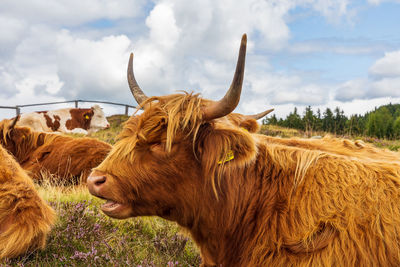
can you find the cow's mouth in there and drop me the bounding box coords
[100,199,132,219]
[87,173,134,219]
[101,200,121,210]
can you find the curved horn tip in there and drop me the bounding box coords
[248,108,275,120]
[241,34,247,43]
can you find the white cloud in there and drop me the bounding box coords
[0,68,19,97]
[13,25,58,75]
[334,50,400,102]
[311,0,350,22]
[269,84,327,105]
[0,0,145,26]
[335,79,369,101]
[367,0,400,5]
[369,50,400,78]
[146,3,181,51]
[0,15,26,54]
[56,31,132,101]
[246,72,328,107]
[369,77,400,98]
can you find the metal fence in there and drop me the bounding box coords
[0,100,137,116]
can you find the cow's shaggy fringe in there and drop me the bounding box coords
[94,92,400,266]
[0,145,55,259]
[0,119,111,182]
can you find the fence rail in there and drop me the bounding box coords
[0,100,137,116]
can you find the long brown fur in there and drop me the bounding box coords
[0,145,56,259]
[0,119,111,182]
[91,92,400,266]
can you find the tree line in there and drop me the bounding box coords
[263,103,400,139]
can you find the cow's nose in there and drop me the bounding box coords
[89,175,106,185]
[87,174,107,196]
[106,124,110,128]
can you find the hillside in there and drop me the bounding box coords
[265,103,400,140]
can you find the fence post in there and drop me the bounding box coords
[74,101,78,108]
[125,105,129,115]
[16,107,20,116]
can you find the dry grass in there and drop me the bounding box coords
[260,124,304,138]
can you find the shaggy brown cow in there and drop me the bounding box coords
[0,118,111,182]
[88,35,400,266]
[0,144,55,259]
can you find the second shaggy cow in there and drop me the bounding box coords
[0,118,111,183]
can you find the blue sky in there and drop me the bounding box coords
[1,0,400,119]
[286,2,400,81]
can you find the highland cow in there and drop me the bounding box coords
[0,144,55,259]
[88,34,400,266]
[0,118,111,183]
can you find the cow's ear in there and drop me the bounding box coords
[196,123,257,170]
[239,118,260,133]
[83,111,93,120]
[37,133,45,146]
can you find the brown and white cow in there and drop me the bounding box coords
[16,104,110,134]
[0,144,55,259]
[0,117,111,183]
[88,35,400,266]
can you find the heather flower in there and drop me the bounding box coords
[1,200,200,266]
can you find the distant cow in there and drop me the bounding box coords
[0,144,55,259]
[88,35,400,266]
[257,134,400,163]
[16,104,110,134]
[0,118,111,183]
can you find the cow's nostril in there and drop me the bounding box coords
[88,175,106,186]
[95,176,106,185]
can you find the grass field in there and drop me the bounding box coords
[2,116,399,266]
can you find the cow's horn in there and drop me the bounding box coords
[203,34,247,121]
[248,108,274,120]
[127,53,148,105]
[10,115,20,129]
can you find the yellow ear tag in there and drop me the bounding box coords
[241,127,248,132]
[84,115,90,120]
[218,150,234,164]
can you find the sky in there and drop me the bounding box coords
[1,0,400,119]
